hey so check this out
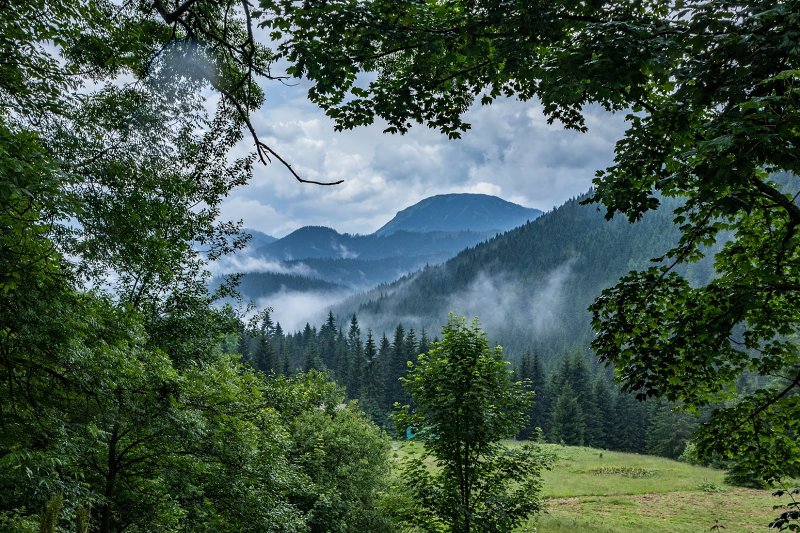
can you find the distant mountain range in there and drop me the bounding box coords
[375,193,541,236]
[331,192,717,363]
[219,194,543,300]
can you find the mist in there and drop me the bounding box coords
[208,253,316,277]
[445,262,574,337]
[257,288,350,332]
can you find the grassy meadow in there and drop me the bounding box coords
[392,442,789,532]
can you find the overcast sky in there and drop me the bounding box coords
[218,79,630,238]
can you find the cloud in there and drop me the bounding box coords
[257,289,349,332]
[333,241,359,259]
[207,253,315,276]
[444,261,575,337]
[219,79,629,238]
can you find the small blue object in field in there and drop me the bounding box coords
[406,426,416,440]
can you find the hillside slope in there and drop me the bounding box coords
[336,192,714,361]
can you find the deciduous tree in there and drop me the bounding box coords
[395,315,550,532]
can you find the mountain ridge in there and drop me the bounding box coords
[331,192,716,362]
[375,193,542,236]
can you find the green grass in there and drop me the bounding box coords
[392,441,788,532]
[527,444,780,532]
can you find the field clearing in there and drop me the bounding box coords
[529,445,782,532]
[392,442,792,532]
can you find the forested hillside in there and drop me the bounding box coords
[235,310,699,460]
[337,192,715,361]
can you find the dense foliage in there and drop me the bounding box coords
[394,315,550,532]
[238,311,700,462]
[254,0,800,482]
[0,1,390,531]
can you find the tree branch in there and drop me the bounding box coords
[152,0,201,24]
[749,370,800,421]
[214,82,343,185]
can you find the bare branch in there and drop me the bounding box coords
[215,83,343,185]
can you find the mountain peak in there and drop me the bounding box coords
[375,193,542,236]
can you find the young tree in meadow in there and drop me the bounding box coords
[395,315,551,532]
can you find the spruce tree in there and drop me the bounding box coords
[528,353,548,433]
[592,376,616,449]
[253,333,275,373]
[610,391,649,453]
[345,315,363,397]
[385,323,406,408]
[378,333,393,412]
[319,311,338,370]
[360,330,385,425]
[550,384,585,446]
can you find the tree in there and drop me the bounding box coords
[549,384,585,446]
[646,400,699,460]
[517,353,547,440]
[269,371,394,533]
[0,1,348,528]
[360,330,386,425]
[259,0,800,483]
[395,315,551,532]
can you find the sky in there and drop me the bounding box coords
[218,78,631,238]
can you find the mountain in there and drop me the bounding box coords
[216,194,546,325]
[257,227,497,262]
[244,228,276,249]
[333,192,717,363]
[220,194,542,295]
[375,193,542,236]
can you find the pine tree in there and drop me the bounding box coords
[528,353,548,433]
[273,322,284,358]
[385,323,406,408]
[550,383,585,445]
[418,328,430,356]
[404,328,418,361]
[568,354,602,448]
[610,391,649,453]
[346,315,363,397]
[237,329,253,363]
[591,376,616,449]
[517,353,547,440]
[319,311,338,370]
[646,399,698,459]
[360,330,385,425]
[378,333,392,412]
[253,333,275,373]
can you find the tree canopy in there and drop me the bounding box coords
[256,0,800,481]
[0,1,371,530]
[395,315,550,532]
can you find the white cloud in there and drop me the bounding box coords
[220,80,628,237]
[257,289,348,332]
[444,262,575,337]
[207,254,315,277]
